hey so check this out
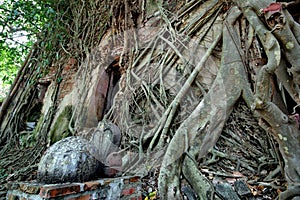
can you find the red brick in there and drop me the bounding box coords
[78,194,91,200]
[84,181,100,191]
[123,176,139,184]
[122,188,135,196]
[68,194,91,200]
[129,177,140,183]
[8,176,142,200]
[40,184,81,198]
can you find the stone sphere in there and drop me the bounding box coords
[37,136,104,183]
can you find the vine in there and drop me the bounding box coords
[0,0,112,186]
[1,0,299,199]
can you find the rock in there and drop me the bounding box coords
[104,152,122,177]
[97,121,121,146]
[215,182,241,200]
[37,137,104,183]
[37,121,123,183]
[234,180,252,198]
[87,121,121,163]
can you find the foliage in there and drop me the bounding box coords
[0,0,56,86]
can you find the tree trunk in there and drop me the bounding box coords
[1,0,300,199]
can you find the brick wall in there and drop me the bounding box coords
[6,176,142,200]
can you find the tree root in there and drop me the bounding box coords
[234,0,300,196]
[148,31,222,152]
[158,6,252,198]
[279,184,300,200]
[182,157,214,200]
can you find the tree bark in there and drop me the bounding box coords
[0,0,300,199]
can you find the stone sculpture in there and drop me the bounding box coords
[37,121,122,183]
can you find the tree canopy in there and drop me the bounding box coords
[0,0,58,99]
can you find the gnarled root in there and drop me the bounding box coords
[158,6,249,198]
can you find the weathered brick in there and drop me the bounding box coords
[83,181,101,191]
[122,188,135,196]
[129,177,140,183]
[19,183,41,194]
[124,178,137,185]
[40,184,81,198]
[78,194,91,200]
[68,194,91,200]
[7,176,142,200]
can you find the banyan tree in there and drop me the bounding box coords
[0,0,300,199]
